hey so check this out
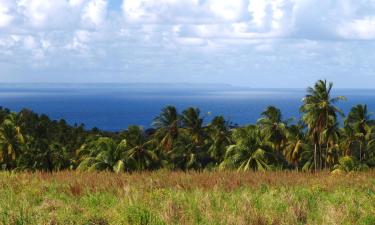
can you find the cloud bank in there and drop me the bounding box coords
[0,0,375,87]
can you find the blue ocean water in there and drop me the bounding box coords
[0,84,374,131]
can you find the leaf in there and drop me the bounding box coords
[113,160,125,174]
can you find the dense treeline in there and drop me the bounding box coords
[0,80,374,172]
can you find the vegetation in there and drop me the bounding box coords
[0,80,374,224]
[0,80,374,173]
[0,171,374,225]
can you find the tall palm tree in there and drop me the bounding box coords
[125,126,159,171]
[363,127,375,165]
[206,116,232,164]
[220,125,272,171]
[167,129,204,170]
[181,107,204,145]
[257,106,288,152]
[41,142,70,171]
[284,123,308,170]
[300,80,346,172]
[0,119,25,169]
[341,125,357,157]
[345,104,374,162]
[152,106,180,151]
[322,121,341,169]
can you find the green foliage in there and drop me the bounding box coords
[300,80,346,172]
[333,156,356,172]
[0,80,374,172]
[124,206,165,225]
[220,125,273,171]
[0,118,24,169]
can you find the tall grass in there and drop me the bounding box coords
[0,171,374,225]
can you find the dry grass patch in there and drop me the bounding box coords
[0,170,374,225]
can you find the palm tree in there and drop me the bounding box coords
[363,127,375,165]
[300,80,346,172]
[77,137,127,172]
[0,107,10,124]
[345,104,374,162]
[167,129,204,170]
[206,116,232,164]
[257,106,288,152]
[181,107,204,145]
[0,119,25,169]
[284,123,309,170]
[125,126,159,171]
[152,106,180,151]
[321,121,341,169]
[20,138,70,171]
[341,125,357,157]
[40,142,70,171]
[220,125,272,171]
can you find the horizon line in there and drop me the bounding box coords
[1,82,375,90]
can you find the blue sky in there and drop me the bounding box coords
[0,0,375,88]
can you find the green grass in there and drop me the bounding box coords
[0,171,374,225]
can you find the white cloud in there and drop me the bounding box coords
[12,0,108,29]
[17,0,70,28]
[0,0,14,27]
[3,0,375,42]
[122,0,196,23]
[1,0,375,86]
[338,17,375,40]
[207,0,247,21]
[121,0,248,24]
[69,0,86,7]
[248,0,268,28]
[82,0,107,26]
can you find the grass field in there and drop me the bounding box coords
[0,171,374,225]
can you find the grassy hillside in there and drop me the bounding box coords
[0,171,374,225]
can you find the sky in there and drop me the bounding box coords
[0,0,375,88]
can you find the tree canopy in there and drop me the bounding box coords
[0,80,374,172]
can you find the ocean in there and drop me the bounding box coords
[0,84,374,131]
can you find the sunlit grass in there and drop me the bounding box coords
[0,171,374,225]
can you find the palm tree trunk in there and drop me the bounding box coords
[319,145,322,171]
[359,143,362,162]
[324,144,327,170]
[314,143,317,172]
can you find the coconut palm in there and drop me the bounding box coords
[0,107,10,124]
[300,80,346,171]
[257,106,288,152]
[152,106,180,151]
[220,125,272,171]
[364,127,375,165]
[77,137,127,172]
[284,123,309,170]
[20,137,70,171]
[181,107,204,145]
[341,125,357,157]
[167,129,204,170]
[0,119,25,170]
[322,121,341,168]
[206,116,232,164]
[40,142,70,171]
[125,126,159,171]
[345,104,374,162]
